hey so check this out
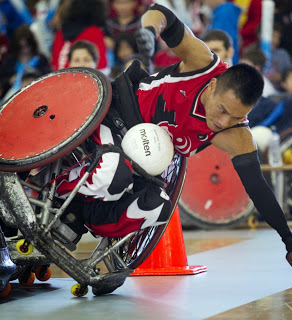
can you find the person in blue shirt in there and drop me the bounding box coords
[203,0,241,65]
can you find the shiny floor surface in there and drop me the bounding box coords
[1,227,292,320]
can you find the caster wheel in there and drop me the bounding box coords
[16,239,33,255]
[247,214,259,229]
[0,283,11,297]
[35,266,51,282]
[19,272,35,287]
[71,284,88,297]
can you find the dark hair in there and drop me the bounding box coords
[215,63,264,106]
[64,0,106,27]
[68,40,99,63]
[11,25,39,57]
[113,33,138,61]
[241,48,266,71]
[203,29,233,50]
[22,68,40,81]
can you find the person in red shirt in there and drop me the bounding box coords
[153,38,181,72]
[51,0,108,73]
[239,0,262,53]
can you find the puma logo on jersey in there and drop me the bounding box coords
[180,90,186,98]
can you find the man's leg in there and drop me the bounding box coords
[83,181,171,238]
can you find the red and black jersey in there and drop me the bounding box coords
[136,54,248,157]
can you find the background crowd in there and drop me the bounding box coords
[0,0,291,133]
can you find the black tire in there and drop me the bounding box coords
[178,201,254,230]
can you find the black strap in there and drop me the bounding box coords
[109,60,149,130]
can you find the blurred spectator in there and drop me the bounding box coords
[203,29,234,65]
[51,0,108,73]
[248,96,277,128]
[49,0,71,31]
[240,48,279,98]
[21,68,40,87]
[233,0,253,29]
[239,0,262,53]
[154,0,192,27]
[124,53,146,70]
[30,0,61,59]
[68,40,99,68]
[0,0,29,39]
[203,0,241,64]
[109,64,123,80]
[274,0,292,58]
[106,0,141,40]
[137,0,153,16]
[153,38,180,72]
[189,0,206,37]
[0,25,51,101]
[109,53,146,82]
[254,96,292,133]
[245,22,291,90]
[113,32,138,67]
[0,31,9,64]
[280,67,292,94]
[266,23,291,89]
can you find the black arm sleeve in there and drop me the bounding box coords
[232,150,292,251]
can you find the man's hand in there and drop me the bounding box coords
[286,252,292,266]
[135,26,156,67]
[285,237,292,266]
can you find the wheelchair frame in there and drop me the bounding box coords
[0,67,187,296]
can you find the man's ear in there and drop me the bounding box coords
[209,78,217,91]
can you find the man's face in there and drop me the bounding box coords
[205,40,233,64]
[69,48,97,68]
[202,79,252,132]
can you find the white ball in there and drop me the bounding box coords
[250,126,273,152]
[121,123,174,176]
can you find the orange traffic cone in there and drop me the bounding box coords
[131,206,207,276]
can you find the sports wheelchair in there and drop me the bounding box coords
[0,66,186,297]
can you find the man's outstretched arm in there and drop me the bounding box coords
[212,126,292,266]
[136,4,213,72]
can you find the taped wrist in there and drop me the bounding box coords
[149,4,184,48]
[232,150,292,243]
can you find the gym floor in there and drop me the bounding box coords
[1,223,292,320]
